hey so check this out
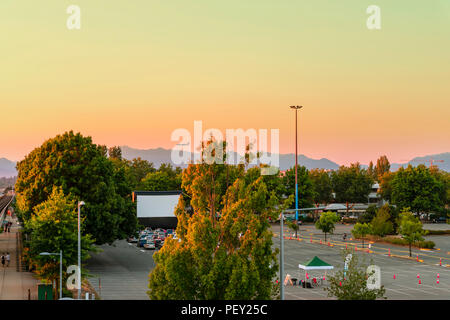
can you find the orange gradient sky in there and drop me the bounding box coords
[1,1,449,165]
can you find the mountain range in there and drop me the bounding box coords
[1,149,448,178]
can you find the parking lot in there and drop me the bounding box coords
[273,223,450,300]
[86,223,450,300]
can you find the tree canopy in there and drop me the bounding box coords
[15,131,137,244]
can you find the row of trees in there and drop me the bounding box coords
[379,164,449,217]
[14,132,181,295]
[353,207,429,256]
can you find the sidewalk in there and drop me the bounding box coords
[0,218,39,300]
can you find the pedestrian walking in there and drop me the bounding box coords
[1,254,5,268]
[5,253,10,267]
[343,233,347,242]
[7,222,11,233]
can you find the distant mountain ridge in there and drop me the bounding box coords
[0,158,16,178]
[1,149,448,178]
[120,146,449,172]
[120,146,341,171]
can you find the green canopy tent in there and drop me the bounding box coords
[298,256,334,287]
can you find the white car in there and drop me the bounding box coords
[143,240,156,250]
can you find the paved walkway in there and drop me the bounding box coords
[0,218,39,300]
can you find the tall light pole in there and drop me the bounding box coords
[290,106,303,222]
[77,201,85,300]
[40,251,63,299]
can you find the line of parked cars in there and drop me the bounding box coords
[127,227,176,250]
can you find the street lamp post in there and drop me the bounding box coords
[40,251,63,299]
[77,201,85,300]
[290,106,303,223]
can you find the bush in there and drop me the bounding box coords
[341,217,358,224]
[378,236,435,249]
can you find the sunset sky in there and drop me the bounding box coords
[1,1,449,165]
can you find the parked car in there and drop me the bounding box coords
[127,235,138,243]
[143,239,156,250]
[137,235,148,247]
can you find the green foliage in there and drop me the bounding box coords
[308,169,333,205]
[315,211,339,241]
[331,163,374,211]
[325,249,386,300]
[15,131,137,244]
[352,223,371,247]
[358,204,377,224]
[370,205,394,237]
[24,187,95,284]
[141,164,182,191]
[398,208,427,256]
[379,236,435,249]
[391,165,446,214]
[148,140,288,300]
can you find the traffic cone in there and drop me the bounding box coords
[328,242,330,246]
[393,274,396,280]
[339,281,342,287]
[437,273,440,278]
[437,279,440,284]
[388,248,391,257]
[440,258,442,266]
[418,279,421,285]
[355,245,357,251]
[416,255,419,262]
[346,243,348,249]
[417,273,420,279]
[320,240,322,244]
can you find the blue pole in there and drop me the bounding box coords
[295,183,298,220]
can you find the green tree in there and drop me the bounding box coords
[315,211,339,242]
[309,169,333,206]
[370,204,394,237]
[283,165,316,209]
[148,140,290,300]
[358,205,377,224]
[398,208,427,257]
[331,163,374,215]
[141,164,182,191]
[351,223,371,248]
[391,165,445,215]
[25,187,95,297]
[15,131,136,244]
[325,249,386,300]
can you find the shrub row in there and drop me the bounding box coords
[424,229,450,235]
[380,236,435,249]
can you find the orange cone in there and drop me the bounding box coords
[393,274,396,280]
[440,258,442,266]
[339,281,342,286]
[418,279,421,285]
[355,245,357,251]
[437,279,440,284]
[437,273,440,278]
[417,273,420,279]
[388,249,391,257]
[416,255,419,262]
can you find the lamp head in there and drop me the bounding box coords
[290,105,303,110]
[78,201,85,207]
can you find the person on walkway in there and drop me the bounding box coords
[1,253,5,267]
[6,253,10,267]
[7,222,11,233]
